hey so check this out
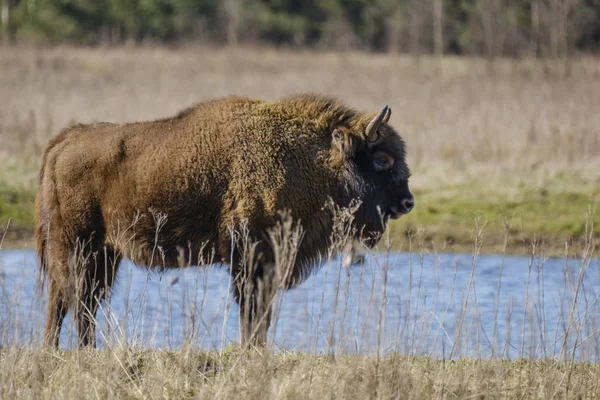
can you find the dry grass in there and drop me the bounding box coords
[1,44,599,251]
[2,45,600,180]
[1,347,599,399]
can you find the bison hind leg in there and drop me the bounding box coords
[42,232,73,347]
[43,278,69,347]
[74,242,121,348]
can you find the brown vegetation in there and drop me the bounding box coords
[2,46,598,179]
[1,347,599,399]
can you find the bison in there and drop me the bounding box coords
[35,93,414,348]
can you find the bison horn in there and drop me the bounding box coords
[365,105,390,142]
[383,107,391,123]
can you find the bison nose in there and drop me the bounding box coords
[400,197,414,214]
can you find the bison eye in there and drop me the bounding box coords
[373,152,394,171]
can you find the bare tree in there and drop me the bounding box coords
[405,0,427,57]
[531,0,541,56]
[1,0,9,30]
[537,0,582,59]
[220,0,242,45]
[432,0,443,56]
[383,3,403,53]
[474,0,530,59]
[477,0,505,59]
[322,13,359,51]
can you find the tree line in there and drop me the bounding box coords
[1,0,599,57]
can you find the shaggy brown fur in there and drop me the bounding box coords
[35,93,413,348]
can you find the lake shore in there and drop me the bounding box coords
[1,223,596,257]
[1,347,598,399]
[2,177,597,257]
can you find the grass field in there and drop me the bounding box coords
[1,347,599,399]
[1,45,599,253]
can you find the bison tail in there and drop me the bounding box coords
[35,130,67,295]
[34,193,48,295]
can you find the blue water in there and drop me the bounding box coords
[0,250,598,361]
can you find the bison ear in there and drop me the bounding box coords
[332,129,354,158]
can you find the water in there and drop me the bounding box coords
[1,249,598,361]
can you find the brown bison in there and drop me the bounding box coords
[35,93,414,348]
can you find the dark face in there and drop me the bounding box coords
[355,124,414,226]
[331,110,414,246]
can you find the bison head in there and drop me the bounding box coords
[331,105,414,246]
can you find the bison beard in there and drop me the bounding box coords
[35,93,413,348]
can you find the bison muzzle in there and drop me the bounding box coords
[35,93,414,348]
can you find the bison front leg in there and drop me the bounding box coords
[234,269,275,348]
